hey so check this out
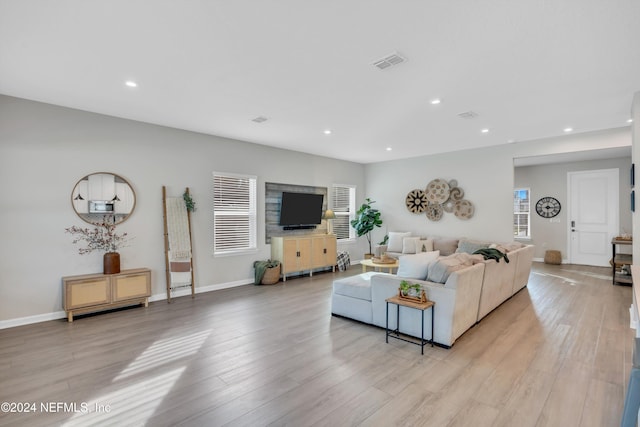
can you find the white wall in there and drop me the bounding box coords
[0,95,367,325]
[365,128,631,247]
[515,157,632,260]
[0,94,632,327]
[633,92,640,260]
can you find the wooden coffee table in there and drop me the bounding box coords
[360,258,399,273]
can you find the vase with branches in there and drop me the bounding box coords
[66,216,132,274]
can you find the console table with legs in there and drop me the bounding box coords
[385,295,434,354]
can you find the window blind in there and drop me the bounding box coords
[213,173,257,255]
[332,185,355,240]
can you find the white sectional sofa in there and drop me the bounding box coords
[331,235,535,347]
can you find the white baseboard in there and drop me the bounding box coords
[0,310,67,329]
[0,278,255,330]
[150,278,254,302]
[533,257,567,264]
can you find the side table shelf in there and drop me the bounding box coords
[612,238,632,286]
[63,268,151,321]
[385,295,434,354]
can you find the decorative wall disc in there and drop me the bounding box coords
[448,179,458,188]
[425,179,450,204]
[425,203,444,221]
[454,199,474,219]
[449,187,464,201]
[405,189,429,213]
[443,200,455,213]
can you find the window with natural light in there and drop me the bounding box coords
[213,172,257,255]
[332,184,356,241]
[514,188,530,238]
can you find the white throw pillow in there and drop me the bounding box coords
[397,250,440,280]
[417,239,434,253]
[387,232,411,253]
[402,236,422,254]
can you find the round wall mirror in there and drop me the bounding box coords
[71,172,136,225]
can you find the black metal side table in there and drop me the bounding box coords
[385,295,434,354]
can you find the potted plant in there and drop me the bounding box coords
[350,198,383,258]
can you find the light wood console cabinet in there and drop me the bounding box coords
[271,234,337,281]
[63,268,151,322]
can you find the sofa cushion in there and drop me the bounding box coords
[433,238,459,256]
[397,250,440,280]
[418,239,434,253]
[402,236,421,254]
[456,238,490,255]
[387,232,411,253]
[490,242,525,253]
[332,272,379,301]
[427,253,474,284]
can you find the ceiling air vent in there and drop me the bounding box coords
[457,111,479,119]
[373,53,406,70]
[252,116,268,123]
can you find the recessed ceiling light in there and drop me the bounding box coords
[252,116,268,123]
[324,129,332,135]
[431,99,441,105]
[125,80,138,88]
[628,119,634,123]
[481,128,489,133]
[564,127,573,132]
[386,147,392,151]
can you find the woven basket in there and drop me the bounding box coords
[261,265,281,285]
[544,250,561,265]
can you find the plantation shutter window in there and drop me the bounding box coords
[213,172,257,255]
[332,184,356,241]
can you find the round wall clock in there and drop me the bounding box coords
[535,197,561,218]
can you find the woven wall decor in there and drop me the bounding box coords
[405,189,429,213]
[425,203,444,221]
[405,178,474,221]
[425,179,450,204]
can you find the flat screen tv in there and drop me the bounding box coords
[279,192,324,228]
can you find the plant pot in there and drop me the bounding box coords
[104,252,121,275]
[364,253,374,259]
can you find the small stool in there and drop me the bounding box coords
[544,250,561,265]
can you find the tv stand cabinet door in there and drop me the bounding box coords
[281,238,300,274]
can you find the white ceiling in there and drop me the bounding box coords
[1,1,639,164]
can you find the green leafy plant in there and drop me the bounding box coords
[399,280,421,296]
[183,191,196,212]
[379,234,389,245]
[350,198,383,255]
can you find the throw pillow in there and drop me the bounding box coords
[433,238,459,256]
[397,250,440,280]
[427,253,473,284]
[387,232,411,253]
[417,239,434,253]
[402,236,422,254]
[456,238,490,255]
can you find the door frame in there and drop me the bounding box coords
[566,168,619,266]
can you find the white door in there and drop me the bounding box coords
[568,169,619,266]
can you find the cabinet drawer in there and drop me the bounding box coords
[66,278,110,309]
[112,272,150,301]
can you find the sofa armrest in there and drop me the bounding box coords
[370,274,457,346]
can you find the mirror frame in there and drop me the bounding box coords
[70,172,136,226]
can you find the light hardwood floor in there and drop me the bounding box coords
[0,262,634,426]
